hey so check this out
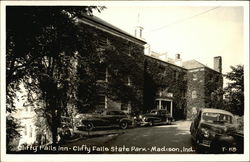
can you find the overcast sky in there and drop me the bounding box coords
[94,5,244,79]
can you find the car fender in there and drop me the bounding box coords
[120,118,133,124]
[146,116,161,122]
[81,118,108,125]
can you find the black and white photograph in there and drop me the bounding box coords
[1,1,249,162]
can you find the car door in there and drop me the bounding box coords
[106,111,121,125]
[159,110,167,122]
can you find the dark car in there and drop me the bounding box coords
[190,108,242,153]
[137,109,173,126]
[74,110,133,131]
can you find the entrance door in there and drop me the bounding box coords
[155,99,173,117]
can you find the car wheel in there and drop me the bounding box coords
[166,118,171,125]
[85,122,94,131]
[148,120,153,127]
[120,121,128,129]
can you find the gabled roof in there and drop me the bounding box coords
[182,59,208,69]
[182,59,221,74]
[79,14,146,45]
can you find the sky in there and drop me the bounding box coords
[93,5,244,80]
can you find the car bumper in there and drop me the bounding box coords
[139,121,151,126]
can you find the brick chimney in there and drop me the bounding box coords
[214,56,222,73]
[175,53,181,60]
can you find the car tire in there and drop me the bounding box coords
[120,121,128,129]
[85,122,94,131]
[148,120,154,127]
[166,118,171,125]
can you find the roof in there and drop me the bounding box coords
[201,108,233,116]
[79,14,146,45]
[145,55,187,71]
[182,60,208,69]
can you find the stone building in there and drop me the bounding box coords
[183,57,223,119]
[145,52,223,120]
[75,14,146,114]
[144,54,187,120]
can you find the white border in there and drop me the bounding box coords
[1,1,249,162]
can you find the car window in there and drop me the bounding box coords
[202,112,232,124]
[150,110,157,114]
[159,110,166,115]
[119,111,126,115]
[107,111,116,115]
[107,111,125,115]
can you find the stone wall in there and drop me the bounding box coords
[186,67,223,120]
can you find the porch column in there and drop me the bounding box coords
[170,101,173,117]
[159,100,162,110]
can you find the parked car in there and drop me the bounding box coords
[190,108,242,153]
[137,109,173,126]
[74,110,133,131]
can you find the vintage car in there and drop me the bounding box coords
[190,108,240,153]
[137,109,173,126]
[74,110,133,131]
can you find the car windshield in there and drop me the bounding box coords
[202,112,233,124]
[150,110,157,114]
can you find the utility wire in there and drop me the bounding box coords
[146,6,221,33]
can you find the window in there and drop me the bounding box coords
[121,102,129,111]
[127,76,132,86]
[96,64,107,81]
[24,125,27,136]
[175,72,179,81]
[29,125,33,138]
[128,46,132,56]
[215,76,220,82]
[192,91,197,99]
[107,111,116,115]
[193,73,197,80]
[96,95,106,109]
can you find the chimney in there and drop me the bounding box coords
[175,53,180,60]
[175,53,182,66]
[214,56,222,73]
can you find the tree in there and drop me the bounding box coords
[224,65,244,116]
[6,6,105,150]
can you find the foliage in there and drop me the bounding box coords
[75,25,145,113]
[203,70,224,109]
[224,65,244,116]
[144,57,187,119]
[6,6,105,149]
[6,115,21,152]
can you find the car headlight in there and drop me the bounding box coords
[201,128,210,138]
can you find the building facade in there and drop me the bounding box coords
[145,52,223,120]
[183,57,223,119]
[12,13,224,150]
[75,14,146,114]
[144,55,187,120]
